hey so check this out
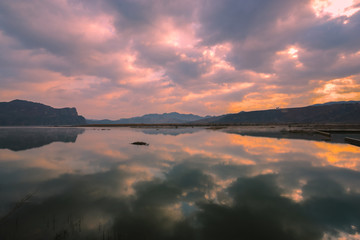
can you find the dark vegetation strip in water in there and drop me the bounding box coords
[313,130,331,137]
[345,137,360,147]
[0,192,35,225]
[312,131,360,148]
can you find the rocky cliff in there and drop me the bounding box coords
[0,100,86,126]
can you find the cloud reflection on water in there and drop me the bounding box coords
[0,127,360,239]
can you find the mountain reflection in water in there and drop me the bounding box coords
[0,127,360,239]
[0,127,85,151]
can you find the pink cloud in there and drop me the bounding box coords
[0,0,359,119]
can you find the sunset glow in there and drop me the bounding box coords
[312,0,360,17]
[0,0,359,118]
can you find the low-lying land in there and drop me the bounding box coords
[77,123,360,131]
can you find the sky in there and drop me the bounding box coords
[0,0,360,119]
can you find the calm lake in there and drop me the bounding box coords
[1,127,360,240]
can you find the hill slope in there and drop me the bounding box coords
[197,102,360,124]
[0,100,86,126]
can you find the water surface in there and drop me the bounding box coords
[1,127,360,240]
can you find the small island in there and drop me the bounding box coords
[131,141,149,146]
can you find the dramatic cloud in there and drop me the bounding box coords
[0,0,359,118]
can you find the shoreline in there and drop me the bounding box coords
[76,123,360,132]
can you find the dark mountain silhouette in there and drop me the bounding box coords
[195,101,360,124]
[311,101,360,106]
[87,112,206,124]
[0,100,86,126]
[0,127,84,151]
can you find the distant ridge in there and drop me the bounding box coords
[87,112,207,124]
[0,100,86,126]
[195,101,360,124]
[311,101,360,106]
[3,99,359,126]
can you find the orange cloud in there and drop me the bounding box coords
[227,92,296,113]
[312,77,360,104]
[1,0,360,119]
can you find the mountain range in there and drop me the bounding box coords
[86,112,207,124]
[88,101,360,125]
[196,101,360,124]
[0,99,359,126]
